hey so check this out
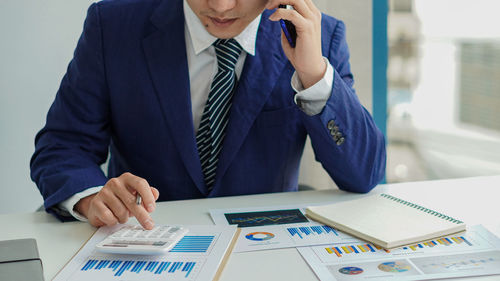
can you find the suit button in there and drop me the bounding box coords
[336,137,345,146]
[327,120,336,130]
[330,128,340,135]
[333,132,342,141]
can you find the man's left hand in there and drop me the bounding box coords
[267,0,326,89]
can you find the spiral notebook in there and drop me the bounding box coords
[305,193,466,249]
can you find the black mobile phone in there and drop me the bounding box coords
[278,5,297,48]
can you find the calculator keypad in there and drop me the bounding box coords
[97,225,189,254]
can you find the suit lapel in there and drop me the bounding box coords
[212,18,288,190]
[142,0,206,195]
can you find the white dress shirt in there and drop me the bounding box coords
[60,0,334,221]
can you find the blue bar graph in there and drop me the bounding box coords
[115,260,133,276]
[155,261,170,274]
[95,260,105,270]
[299,227,311,235]
[131,261,141,273]
[109,260,122,271]
[80,258,197,278]
[287,225,339,239]
[170,236,214,253]
[322,225,338,235]
[287,227,303,238]
[461,236,473,246]
[169,262,181,273]
[145,261,159,272]
[82,260,92,271]
[182,262,196,277]
[131,261,147,273]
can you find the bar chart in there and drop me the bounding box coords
[307,227,500,265]
[287,225,338,239]
[79,258,199,278]
[71,234,215,280]
[170,236,214,253]
[323,235,474,258]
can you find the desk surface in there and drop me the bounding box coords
[1,176,500,281]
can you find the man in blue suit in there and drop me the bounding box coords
[31,0,386,229]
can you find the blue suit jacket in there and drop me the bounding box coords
[31,0,386,220]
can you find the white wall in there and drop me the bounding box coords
[299,0,373,190]
[409,0,500,179]
[0,0,95,214]
[0,0,373,214]
[316,0,373,111]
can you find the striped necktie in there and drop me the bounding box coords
[196,39,243,190]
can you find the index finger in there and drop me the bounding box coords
[266,0,312,18]
[128,199,155,230]
[110,181,155,229]
[302,0,320,14]
[121,173,156,213]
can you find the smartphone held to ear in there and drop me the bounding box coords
[278,5,297,48]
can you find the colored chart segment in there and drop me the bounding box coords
[287,225,338,239]
[80,259,197,278]
[245,232,275,241]
[378,261,412,272]
[338,266,364,275]
[224,209,308,227]
[170,236,214,253]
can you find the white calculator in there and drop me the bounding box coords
[96,225,189,255]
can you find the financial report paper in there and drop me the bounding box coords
[53,224,238,281]
[298,225,500,281]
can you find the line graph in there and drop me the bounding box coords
[224,209,308,227]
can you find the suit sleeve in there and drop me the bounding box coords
[300,20,386,193]
[30,3,110,221]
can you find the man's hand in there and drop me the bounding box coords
[75,172,160,230]
[266,0,326,89]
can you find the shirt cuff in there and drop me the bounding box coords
[58,186,103,222]
[291,57,334,116]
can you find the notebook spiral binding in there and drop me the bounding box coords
[380,194,463,224]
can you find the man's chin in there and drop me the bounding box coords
[206,28,241,39]
[204,22,244,39]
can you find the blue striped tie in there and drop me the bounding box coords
[196,39,242,190]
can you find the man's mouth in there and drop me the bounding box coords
[209,17,237,27]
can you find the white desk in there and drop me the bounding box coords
[1,176,500,280]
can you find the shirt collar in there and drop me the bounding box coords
[183,0,261,56]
